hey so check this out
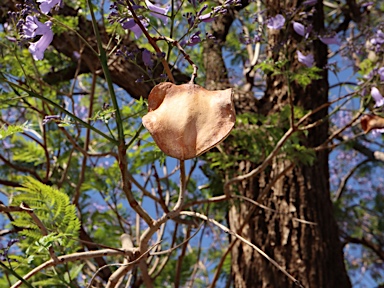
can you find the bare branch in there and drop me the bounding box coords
[180,211,304,288]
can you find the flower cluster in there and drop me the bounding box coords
[371,87,384,108]
[265,10,342,68]
[21,0,61,60]
[370,30,384,52]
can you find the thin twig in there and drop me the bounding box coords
[73,72,97,205]
[139,160,186,252]
[11,248,135,288]
[181,211,304,288]
[105,234,134,288]
[87,242,159,288]
[233,195,317,225]
[333,159,372,201]
[154,36,198,83]
[125,0,175,83]
[174,227,191,288]
[19,203,59,263]
[150,223,202,256]
[118,142,154,226]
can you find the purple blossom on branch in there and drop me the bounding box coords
[378,67,384,82]
[145,0,169,25]
[22,16,54,60]
[142,49,153,67]
[198,12,216,23]
[293,22,305,36]
[371,87,384,107]
[370,30,384,46]
[303,0,317,6]
[293,22,311,38]
[297,51,314,67]
[319,35,340,45]
[122,18,149,39]
[371,128,384,137]
[42,115,61,125]
[181,31,201,46]
[187,31,201,46]
[23,15,48,38]
[266,14,285,30]
[37,0,62,14]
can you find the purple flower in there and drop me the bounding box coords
[23,16,54,60]
[371,128,384,137]
[122,18,149,39]
[142,49,153,67]
[361,2,373,8]
[266,14,285,30]
[297,51,314,67]
[293,22,305,36]
[293,22,311,38]
[187,31,201,46]
[303,0,317,6]
[29,31,54,60]
[42,115,61,125]
[319,35,340,45]
[378,67,384,82]
[371,87,384,107]
[145,0,169,25]
[198,12,216,23]
[371,30,384,46]
[6,36,17,42]
[23,16,49,38]
[37,0,62,14]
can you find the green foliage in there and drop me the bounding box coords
[90,107,116,123]
[153,249,198,287]
[292,66,323,88]
[51,15,79,35]
[12,136,46,166]
[0,122,27,139]
[206,105,314,177]
[11,177,81,253]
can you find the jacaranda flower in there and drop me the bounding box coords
[297,51,314,67]
[23,16,54,60]
[37,0,62,14]
[319,35,340,45]
[23,15,48,38]
[293,22,305,36]
[293,22,311,38]
[378,67,384,82]
[198,12,216,23]
[145,0,169,25]
[371,30,384,46]
[122,18,149,39]
[266,14,285,30]
[303,0,317,6]
[372,87,384,107]
[142,49,153,68]
[187,31,201,46]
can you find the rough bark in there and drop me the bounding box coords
[203,1,351,287]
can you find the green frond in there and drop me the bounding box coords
[11,176,80,252]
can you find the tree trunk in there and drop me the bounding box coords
[203,1,351,287]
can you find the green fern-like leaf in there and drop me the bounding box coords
[11,177,80,252]
[0,122,27,139]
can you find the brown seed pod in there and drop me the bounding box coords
[361,114,384,133]
[142,82,236,160]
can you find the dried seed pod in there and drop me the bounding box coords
[142,82,236,160]
[361,114,384,133]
